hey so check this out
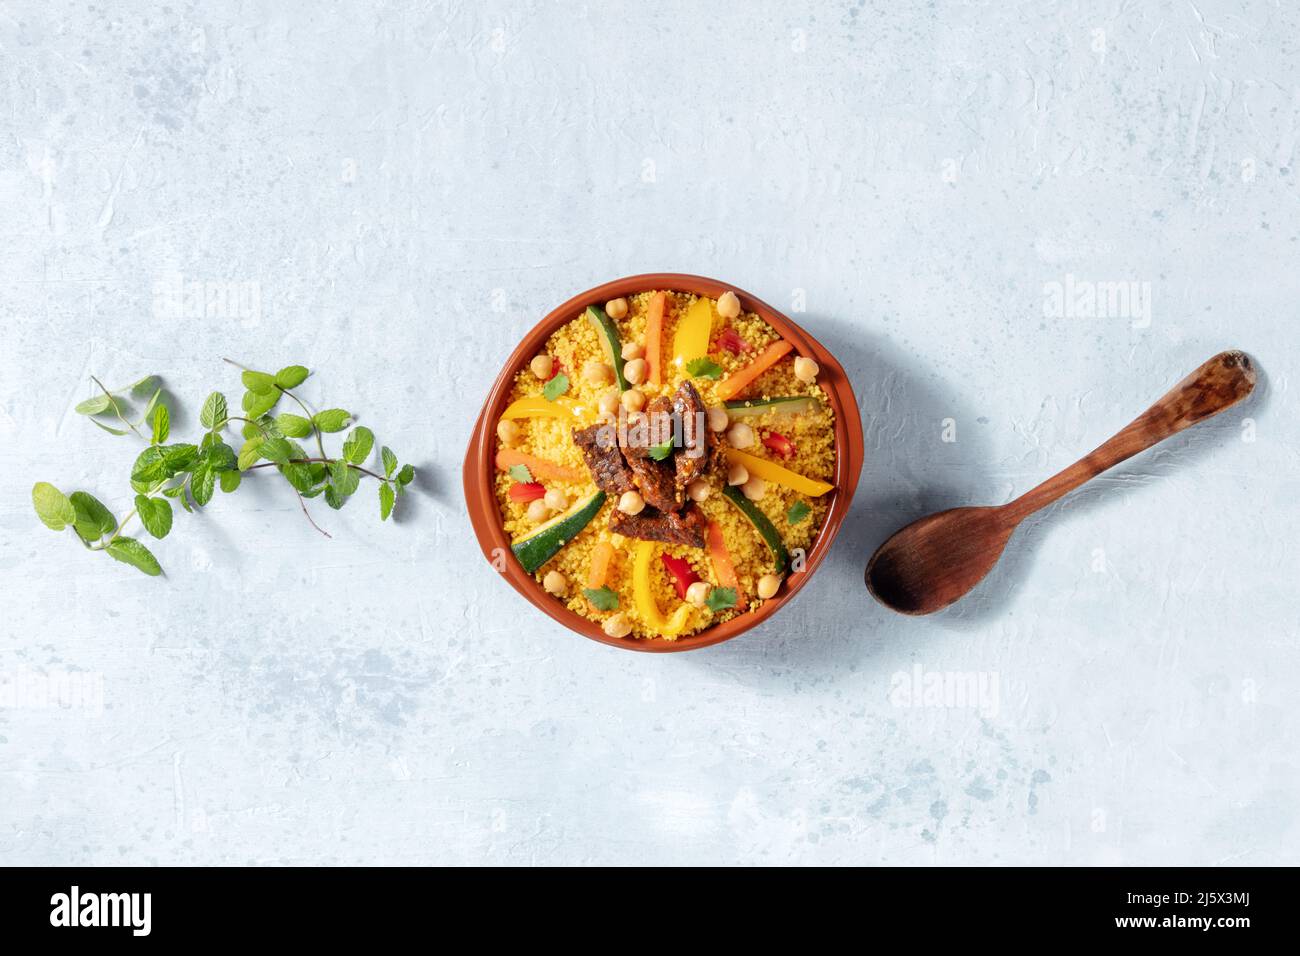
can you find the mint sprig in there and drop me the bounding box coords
[35,359,417,576]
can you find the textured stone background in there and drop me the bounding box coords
[1,0,1297,865]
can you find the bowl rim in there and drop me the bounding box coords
[461,273,864,652]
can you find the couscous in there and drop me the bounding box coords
[493,290,837,640]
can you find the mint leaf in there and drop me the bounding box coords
[786,500,811,525]
[106,537,162,576]
[507,463,532,483]
[647,440,674,461]
[32,482,77,531]
[379,482,395,521]
[191,464,216,506]
[330,459,361,498]
[275,365,309,389]
[237,437,263,471]
[242,389,279,418]
[200,392,228,430]
[257,435,293,464]
[129,375,159,398]
[705,586,737,612]
[275,413,313,438]
[70,491,116,541]
[241,370,277,393]
[130,447,167,483]
[542,373,570,401]
[151,404,170,445]
[685,357,723,380]
[134,494,173,539]
[381,446,398,478]
[159,443,198,474]
[90,420,130,436]
[342,425,374,465]
[313,409,352,433]
[396,464,415,487]
[583,586,619,611]
[75,394,114,415]
[202,440,237,472]
[140,388,162,423]
[219,470,242,493]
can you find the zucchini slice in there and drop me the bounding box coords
[585,305,629,391]
[721,485,789,573]
[511,490,607,575]
[724,396,818,418]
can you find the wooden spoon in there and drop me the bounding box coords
[865,350,1256,615]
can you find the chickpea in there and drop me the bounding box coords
[621,342,644,361]
[602,612,633,638]
[621,388,646,413]
[623,357,647,386]
[741,476,767,501]
[726,462,749,486]
[543,488,568,511]
[605,297,629,320]
[707,406,729,432]
[526,499,549,523]
[543,570,567,596]
[597,390,621,419]
[793,356,820,384]
[756,573,782,600]
[618,490,646,515]
[530,354,554,380]
[727,422,756,449]
[496,419,521,446]
[583,359,613,386]
[716,291,741,319]
[686,478,711,502]
[686,581,712,607]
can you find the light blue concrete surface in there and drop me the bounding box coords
[1,0,1297,865]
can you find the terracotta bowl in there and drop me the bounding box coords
[462,273,864,653]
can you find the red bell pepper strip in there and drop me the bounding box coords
[660,552,700,601]
[762,431,795,459]
[509,481,546,503]
[715,327,750,355]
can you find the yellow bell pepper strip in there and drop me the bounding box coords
[632,540,694,637]
[671,297,714,369]
[723,448,834,497]
[715,339,793,400]
[499,395,593,423]
[495,447,585,483]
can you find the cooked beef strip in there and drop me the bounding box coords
[572,423,635,495]
[609,503,708,548]
[619,397,675,459]
[672,380,709,491]
[626,454,681,512]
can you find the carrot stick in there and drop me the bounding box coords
[646,291,666,387]
[706,520,745,607]
[586,541,614,603]
[715,339,793,400]
[495,447,584,482]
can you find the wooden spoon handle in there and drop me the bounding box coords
[1005,350,1256,522]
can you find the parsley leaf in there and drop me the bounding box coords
[705,587,737,612]
[787,500,811,525]
[583,587,620,611]
[685,357,723,380]
[647,440,674,461]
[543,373,570,401]
[508,463,533,483]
